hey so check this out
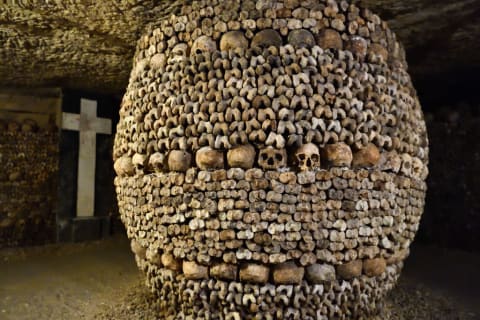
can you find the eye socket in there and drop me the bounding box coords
[298,154,306,161]
[261,153,269,160]
[275,154,283,161]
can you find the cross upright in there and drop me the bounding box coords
[62,98,112,218]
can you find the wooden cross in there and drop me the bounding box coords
[62,99,112,217]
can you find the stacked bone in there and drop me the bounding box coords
[0,119,58,247]
[113,0,429,319]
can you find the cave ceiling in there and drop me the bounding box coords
[0,0,479,95]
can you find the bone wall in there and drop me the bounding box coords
[0,90,60,248]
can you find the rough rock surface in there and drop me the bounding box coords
[0,0,478,93]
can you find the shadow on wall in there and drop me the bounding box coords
[417,101,480,251]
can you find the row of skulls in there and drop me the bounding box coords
[115,142,383,176]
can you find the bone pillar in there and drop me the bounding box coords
[114,0,429,318]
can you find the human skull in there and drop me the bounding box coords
[288,29,315,48]
[346,36,368,59]
[379,151,402,173]
[196,147,224,170]
[258,147,287,170]
[7,120,20,133]
[168,150,192,172]
[169,43,189,64]
[352,143,380,168]
[191,36,217,56]
[295,143,320,171]
[113,155,135,176]
[251,29,283,49]
[316,28,343,50]
[148,152,165,172]
[227,144,256,169]
[130,239,146,259]
[21,119,38,133]
[132,153,147,172]
[220,31,249,51]
[150,53,167,69]
[322,143,352,167]
[368,43,389,62]
[411,156,426,179]
[400,153,413,177]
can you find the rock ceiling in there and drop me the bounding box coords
[0,0,479,95]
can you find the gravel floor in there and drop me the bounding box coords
[1,236,478,320]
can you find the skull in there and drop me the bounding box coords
[258,147,287,170]
[113,155,135,176]
[220,31,249,51]
[130,239,146,260]
[169,43,188,64]
[145,248,162,266]
[414,157,428,180]
[411,156,425,179]
[227,144,256,169]
[400,153,413,177]
[21,119,38,133]
[150,53,166,69]
[352,143,380,168]
[346,36,367,59]
[379,151,402,173]
[132,153,147,172]
[168,150,192,172]
[322,143,352,167]
[196,147,224,170]
[148,152,165,172]
[288,29,315,48]
[191,36,217,56]
[251,29,283,49]
[368,43,389,62]
[316,28,343,50]
[7,120,20,133]
[295,143,320,171]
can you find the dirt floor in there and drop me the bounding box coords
[0,236,479,320]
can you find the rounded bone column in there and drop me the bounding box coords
[114,0,429,319]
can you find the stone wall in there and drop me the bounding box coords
[0,89,60,248]
[1,0,480,94]
[418,106,480,251]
